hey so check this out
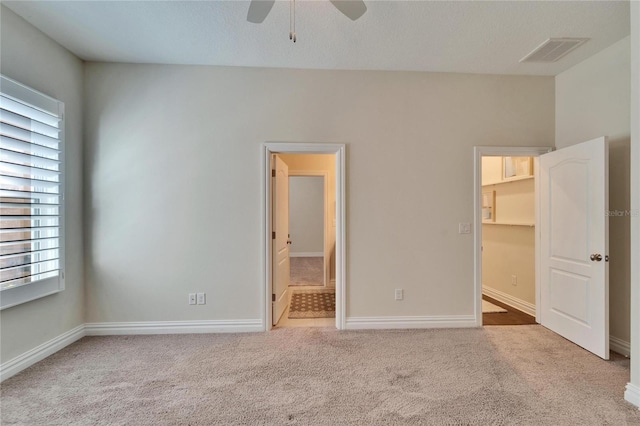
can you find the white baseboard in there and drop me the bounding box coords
[625,383,640,409]
[0,324,85,382]
[610,335,631,357]
[289,252,323,258]
[84,319,264,336]
[482,285,536,317]
[345,315,477,330]
[1,319,264,381]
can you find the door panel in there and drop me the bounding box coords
[539,137,609,359]
[549,161,590,261]
[549,270,590,325]
[272,155,290,325]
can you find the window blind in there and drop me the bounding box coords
[0,76,63,296]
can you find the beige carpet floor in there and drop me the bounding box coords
[2,326,639,425]
[289,256,323,286]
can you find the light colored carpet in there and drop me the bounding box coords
[289,256,323,286]
[2,326,639,425]
[288,289,336,319]
[482,299,508,313]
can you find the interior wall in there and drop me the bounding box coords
[481,157,535,307]
[482,226,535,304]
[555,36,631,345]
[0,6,84,362]
[288,176,324,255]
[481,156,503,185]
[83,63,554,323]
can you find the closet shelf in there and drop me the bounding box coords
[482,175,534,187]
[482,222,535,227]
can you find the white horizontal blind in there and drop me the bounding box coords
[0,76,64,295]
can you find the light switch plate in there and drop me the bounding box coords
[395,289,403,301]
[459,223,471,234]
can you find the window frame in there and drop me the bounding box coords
[0,75,65,310]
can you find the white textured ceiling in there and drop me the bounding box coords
[2,0,631,76]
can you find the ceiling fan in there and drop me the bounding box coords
[247,0,367,24]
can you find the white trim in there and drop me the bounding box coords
[629,0,640,410]
[534,157,542,323]
[263,143,346,330]
[473,146,552,327]
[345,315,477,330]
[610,335,631,357]
[84,320,263,336]
[625,383,640,409]
[0,324,85,382]
[482,285,536,317]
[0,319,264,382]
[0,74,62,115]
[289,252,324,258]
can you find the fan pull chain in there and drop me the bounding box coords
[289,0,296,43]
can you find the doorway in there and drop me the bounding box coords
[473,146,551,329]
[288,174,328,287]
[480,154,538,326]
[474,140,611,360]
[275,161,332,328]
[263,143,346,331]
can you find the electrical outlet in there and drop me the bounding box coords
[188,293,196,305]
[395,289,403,301]
[458,223,471,234]
[511,275,517,286]
[197,292,206,305]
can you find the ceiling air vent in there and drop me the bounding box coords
[520,38,589,63]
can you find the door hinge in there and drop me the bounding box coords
[272,294,276,302]
[272,169,276,177]
[272,231,276,239]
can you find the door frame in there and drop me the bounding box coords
[263,143,346,330]
[288,171,330,287]
[473,146,552,326]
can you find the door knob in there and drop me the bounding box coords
[590,254,603,262]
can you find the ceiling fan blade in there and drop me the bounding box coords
[247,0,276,24]
[330,0,367,21]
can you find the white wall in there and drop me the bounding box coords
[288,176,324,255]
[628,0,639,405]
[555,36,631,345]
[83,63,554,322]
[0,7,84,362]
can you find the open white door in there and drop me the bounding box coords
[272,155,290,325]
[539,137,609,359]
